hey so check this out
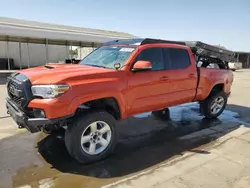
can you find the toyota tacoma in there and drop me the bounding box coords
[6,38,234,163]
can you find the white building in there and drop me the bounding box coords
[0,42,68,68]
[0,17,135,69]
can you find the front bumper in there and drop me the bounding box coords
[6,98,71,133]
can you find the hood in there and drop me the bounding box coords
[19,64,115,84]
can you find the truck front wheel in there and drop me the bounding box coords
[200,91,227,119]
[65,111,117,163]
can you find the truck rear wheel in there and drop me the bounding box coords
[200,91,227,119]
[65,111,117,164]
[152,108,170,120]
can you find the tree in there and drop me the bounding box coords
[69,49,78,56]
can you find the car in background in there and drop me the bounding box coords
[228,61,242,71]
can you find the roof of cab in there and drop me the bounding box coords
[103,38,186,46]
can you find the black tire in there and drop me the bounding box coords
[65,110,117,164]
[200,91,227,119]
[152,108,170,120]
[65,122,75,158]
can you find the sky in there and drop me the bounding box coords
[0,0,249,51]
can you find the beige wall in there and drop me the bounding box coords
[0,41,69,68]
[77,47,96,59]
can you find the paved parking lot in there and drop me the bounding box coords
[0,69,250,188]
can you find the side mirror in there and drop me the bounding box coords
[132,61,152,72]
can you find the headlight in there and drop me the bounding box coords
[31,85,70,99]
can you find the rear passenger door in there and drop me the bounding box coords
[162,48,197,106]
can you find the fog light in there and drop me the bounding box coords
[33,109,45,118]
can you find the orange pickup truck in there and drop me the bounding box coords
[6,38,234,163]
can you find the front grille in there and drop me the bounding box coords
[8,79,19,89]
[9,93,22,106]
[7,79,23,106]
[7,73,33,109]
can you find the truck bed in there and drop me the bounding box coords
[195,67,234,101]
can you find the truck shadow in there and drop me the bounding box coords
[37,103,245,178]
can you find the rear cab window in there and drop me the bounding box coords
[163,48,191,70]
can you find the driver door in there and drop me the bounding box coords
[126,47,171,115]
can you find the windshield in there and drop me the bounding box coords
[79,46,136,69]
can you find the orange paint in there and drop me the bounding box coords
[19,43,233,119]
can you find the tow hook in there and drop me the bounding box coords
[7,110,9,114]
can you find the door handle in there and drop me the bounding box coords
[160,76,169,81]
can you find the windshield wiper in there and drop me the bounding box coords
[84,64,111,69]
